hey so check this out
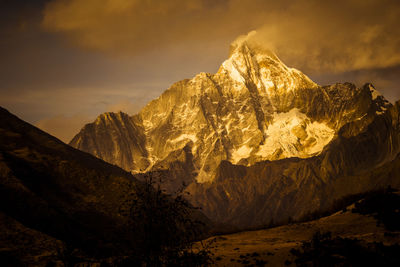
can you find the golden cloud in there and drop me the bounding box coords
[42,0,400,73]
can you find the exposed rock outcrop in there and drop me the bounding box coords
[70,33,400,228]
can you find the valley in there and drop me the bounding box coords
[199,191,400,266]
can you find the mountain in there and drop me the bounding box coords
[0,107,154,265]
[187,102,400,227]
[70,32,400,228]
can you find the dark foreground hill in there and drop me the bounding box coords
[0,106,144,265]
[0,107,210,266]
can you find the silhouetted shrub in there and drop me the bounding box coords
[298,187,397,223]
[291,231,400,266]
[352,188,400,231]
[127,176,213,266]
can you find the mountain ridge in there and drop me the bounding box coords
[69,33,400,228]
[187,100,400,227]
[71,36,389,181]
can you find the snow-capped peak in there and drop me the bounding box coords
[71,31,382,185]
[219,31,317,92]
[368,83,382,100]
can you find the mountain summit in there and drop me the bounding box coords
[220,31,317,93]
[71,33,388,182]
[70,33,400,228]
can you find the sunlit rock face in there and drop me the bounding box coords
[136,37,325,183]
[188,100,400,227]
[70,111,149,172]
[70,33,400,228]
[71,34,388,183]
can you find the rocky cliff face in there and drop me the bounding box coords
[187,101,400,227]
[70,33,400,228]
[70,111,149,171]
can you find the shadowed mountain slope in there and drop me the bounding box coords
[0,107,152,265]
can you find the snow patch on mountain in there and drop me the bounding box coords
[369,84,382,100]
[220,34,317,94]
[256,109,334,159]
[231,145,253,164]
[167,134,197,145]
[221,59,244,84]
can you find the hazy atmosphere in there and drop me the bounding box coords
[1,0,400,142]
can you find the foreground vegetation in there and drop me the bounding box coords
[291,231,400,267]
[124,176,213,266]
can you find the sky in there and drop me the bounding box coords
[1,0,400,143]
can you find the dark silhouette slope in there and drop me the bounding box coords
[0,107,147,263]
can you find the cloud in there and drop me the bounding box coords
[35,114,93,143]
[309,64,400,103]
[42,0,400,74]
[42,0,249,52]
[251,0,400,73]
